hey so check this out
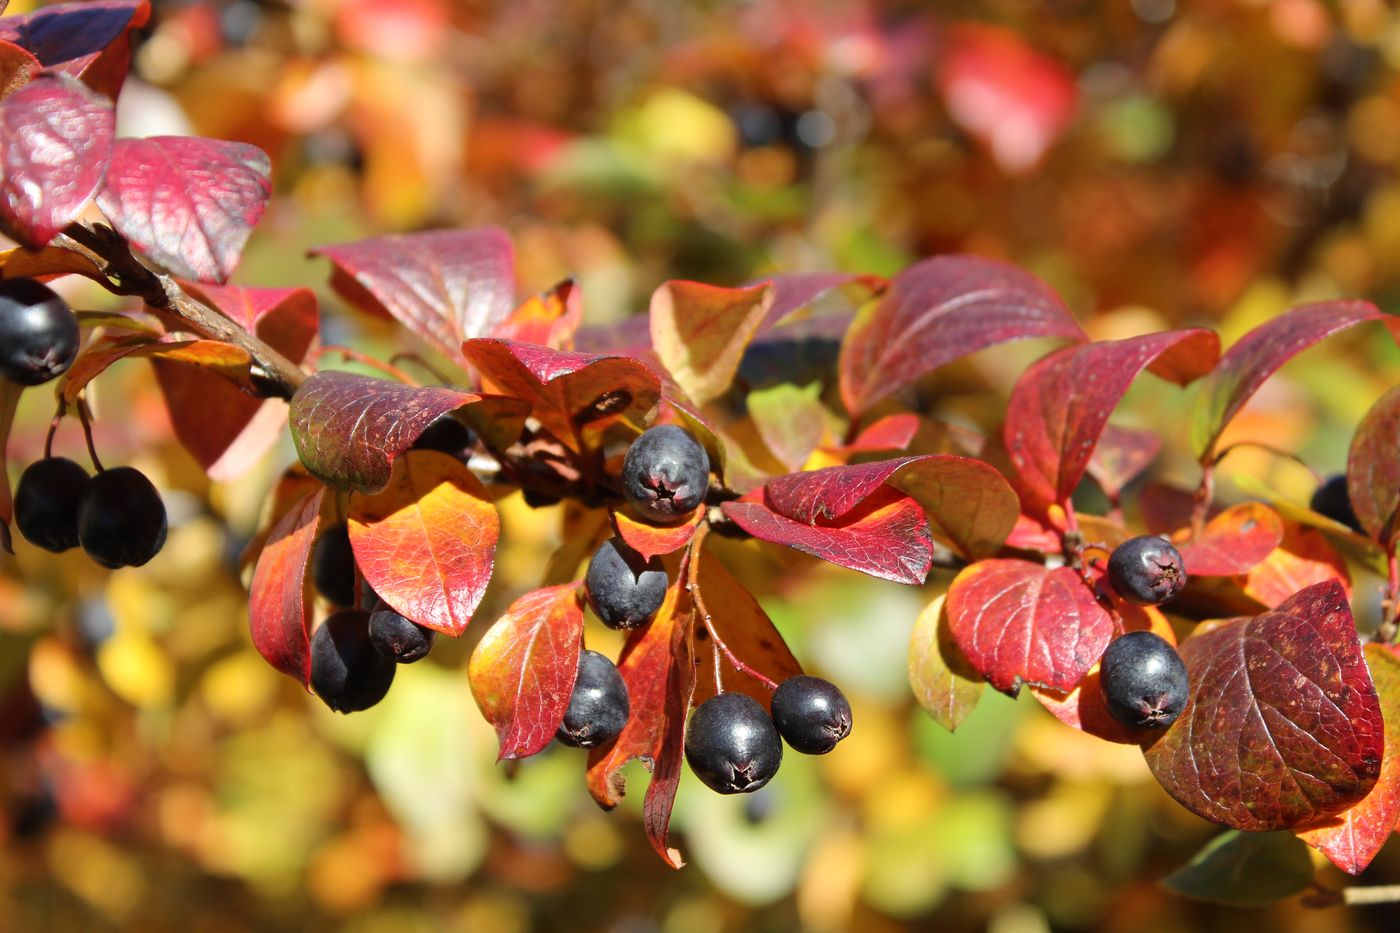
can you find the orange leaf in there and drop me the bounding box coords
[348,451,499,636]
[649,280,773,404]
[611,505,704,562]
[62,337,253,403]
[1242,522,1351,609]
[1176,501,1285,576]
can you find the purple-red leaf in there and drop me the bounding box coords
[1086,424,1161,502]
[1144,580,1384,832]
[946,559,1114,696]
[755,272,885,334]
[96,135,271,283]
[313,228,515,362]
[467,583,583,761]
[1176,502,1285,577]
[288,371,479,494]
[0,74,113,247]
[1005,329,1218,514]
[1347,383,1400,545]
[0,0,146,75]
[838,255,1085,415]
[1191,301,1400,460]
[248,487,324,686]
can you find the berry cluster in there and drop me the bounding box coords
[1099,535,1190,730]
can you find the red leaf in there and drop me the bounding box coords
[837,414,920,455]
[1347,383,1400,545]
[490,277,582,350]
[1191,301,1400,460]
[1176,502,1284,577]
[0,74,113,247]
[288,371,479,494]
[154,283,318,480]
[347,451,498,636]
[467,583,584,760]
[460,338,660,452]
[1242,522,1351,609]
[0,0,147,77]
[1145,581,1384,832]
[248,486,324,686]
[1086,424,1161,502]
[946,559,1114,696]
[642,593,695,868]
[0,40,41,100]
[936,24,1077,174]
[96,135,271,283]
[649,279,773,404]
[1296,645,1400,874]
[838,254,1084,415]
[312,228,515,362]
[1005,330,1218,514]
[723,489,933,584]
[612,506,703,562]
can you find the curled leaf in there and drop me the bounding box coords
[248,486,324,686]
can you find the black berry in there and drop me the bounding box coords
[368,605,435,663]
[310,609,395,713]
[14,457,90,552]
[312,522,357,607]
[1106,535,1187,606]
[621,425,710,523]
[770,675,852,755]
[585,537,668,630]
[1099,631,1190,729]
[1310,474,1361,533]
[412,413,474,455]
[76,466,167,568]
[0,279,80,386]
[556,649,629,748]
[684,692,782,794]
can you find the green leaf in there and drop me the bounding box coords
[1162,831,1314,906]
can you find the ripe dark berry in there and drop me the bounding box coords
[1310,474,1361,533]
[14,457,90,552]
[0,279,80,386]
[310,609,396,713]
[1099,631,1190,729]
[368,605,435,663]
[770,675,852,755]
[412,413,474,455]
[621,425,710,523]
[585,537,668,630]
[76,466,167,568]
[556,649,630,748]
[312,522,357,607]
[684,692,782,794]
[1106,535,1187,606]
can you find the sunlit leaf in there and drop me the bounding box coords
[248,486,323,686]
[650,279,773,404]
[1176,502,1284,577]
[490,277,582,350]
[62,336,253,403]
[908,593,984,732]
[612,505,703,562]
[0,243,107,285]
[1242,523,1350,609]
[747,381,826,471]
[0,40,41,99]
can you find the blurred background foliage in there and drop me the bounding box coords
[4,0,1400,930]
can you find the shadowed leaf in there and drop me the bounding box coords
[1162,831,1314,906]
[642,581,695,869]
[248,486,324,686]
[1005,329,1218,514]
[288,371,479,494]
[839,254,1084,415]
[1347,383,1400,545]
[650,280,773,404]
[0,0,147,78]
[313,228,515,362]
[755,272,885,333]
[747,381,826,471]
[1144,580,1384,832]
[468,583,584,760]
[1296,645,1400,874]
[0,74,112,247]
[947,559,1114,696]
[908,593,984,732]
[1176,502,1284,576]
[0,381,21,553]
[347,451,498,636]
[1191,301,1400,460]
[1086,424,1161,502]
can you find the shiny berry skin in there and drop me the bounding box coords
[1099,631,1190,729]
[0,279,80,386]
[585,537,668,630]
[14,457,90,552]
[1106,535,1187,606]
[556,649,630,748]
[412,414,474,455]
[310,609,395,713]
[77,467,167,568]
[1310,474,1361,533]
[368,605,435,663]
[770,675,852,754]
[684,692,782,794]
[621,425,710,523]
[312,522,357,607]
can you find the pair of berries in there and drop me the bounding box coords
[1101,535,1190,729]
[15,458,167,568]
[685,676,852,795]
